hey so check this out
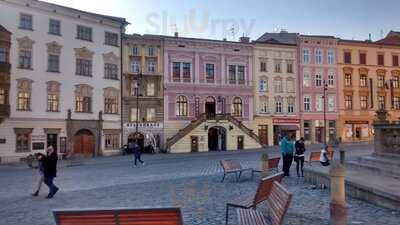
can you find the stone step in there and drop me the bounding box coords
[345,160,400,179]
[358,155,400,169]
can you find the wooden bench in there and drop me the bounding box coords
[225,172,285,225]
[220,159,254,182]
[236,181,292,225]
[306,150,334,166]
[53,207,183,225]
[253,157,281,176]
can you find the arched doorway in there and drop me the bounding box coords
[205,96,216,118]
[208,126,226,151]
[73,129,95,157]
[128,132,145,149]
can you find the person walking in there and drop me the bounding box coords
[31,153,46,196]
[43,146,59,199]
[294,137,306,177]
[320,145,330,167]
[280,134,294,176]
[133,141,145,166]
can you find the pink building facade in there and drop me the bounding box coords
[298,35,339,144]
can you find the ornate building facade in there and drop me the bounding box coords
[163,35,262,152]
[298,35,339,144]
[337,31,400,142]
[0,0,127,162]
[122,34,164,150]
[0,25,11,129]
[252,31,300,146]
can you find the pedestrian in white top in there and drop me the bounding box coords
[320,145,330,167]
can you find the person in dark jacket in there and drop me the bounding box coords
[43,146,59,199]
[294,137,306,177]
[133,141,145,166]
[32,153,46,196]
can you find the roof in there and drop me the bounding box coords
[300,34,338,39]
[0,24,11,33]
[255,32,298,45]
[147,34,253,46]
[374,30,400,46]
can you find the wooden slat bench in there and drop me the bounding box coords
[225,172,284,225]
[236,181,292,225]
[220,159,254,182]
[306,150,334,166]
[252,157,281,176]
[53,207,183,225]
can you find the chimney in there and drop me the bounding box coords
[239,36,250,43]
[174,32,179,37]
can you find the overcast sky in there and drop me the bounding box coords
[44,0,400,42]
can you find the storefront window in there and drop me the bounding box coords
[303,121,311,141]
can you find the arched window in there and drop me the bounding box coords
[232,97,242,117]
[176,95,188,116]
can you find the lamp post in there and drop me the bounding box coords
[323,80,328,145]
[135,69,142,134]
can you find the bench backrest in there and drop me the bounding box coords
[220,159,243,172]
[264,181,292,225]
[253,172,285,205]
[309,152,320,162]
[268,157,280,169]
[53,208,183,225]
[327,150,334,160]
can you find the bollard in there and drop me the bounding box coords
[339,145,345,164]
[329,163,347,225]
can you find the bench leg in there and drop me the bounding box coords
[225,205,230,225]
[221,173,226,182]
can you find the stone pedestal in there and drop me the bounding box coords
[329,163,347,225]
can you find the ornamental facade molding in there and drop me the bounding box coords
[74,47,94,59]
[103,52,119,64]
[46,81,61,94]
[46,41,62,55]
[16,78,33,91]
[17,36,35,50]
[75,84,93,97]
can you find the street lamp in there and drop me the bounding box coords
[135,69,143,133]
[323,80,328,145]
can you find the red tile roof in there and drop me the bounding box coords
[375,31,400,46]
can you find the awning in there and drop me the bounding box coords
[276,125,299,131]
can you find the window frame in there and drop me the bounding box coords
[19,13,33,30]
[48,19,61,35]
[104,31,119,46]
[76,25,93,42]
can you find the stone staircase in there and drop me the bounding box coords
[346,154,400,179]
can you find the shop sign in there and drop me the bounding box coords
[31,135,46,142]
[273,118,300,124]
[32,142,45,150]
[345,121,369,124]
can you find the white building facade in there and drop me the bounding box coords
[0,0,127,163]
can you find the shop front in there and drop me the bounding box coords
[272,118,300,145]
[343,120,372,142]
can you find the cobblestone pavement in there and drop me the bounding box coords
[1,143,398,225]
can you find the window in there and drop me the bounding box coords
[104,97,118,114]
[131,61,140,74]
[172,62,180,82]
[76,96,91,113]
[328,95,335,112]
[378,75,385,88]
[286,78,295,93]
[104,64,118,80]
[105,134,119,150]
[286,62,293,73]
[228,65,246,85]
[360,96,368,109]
[0,48,7,62]
[327,50,335,64]
[344,73,352,86]
[146,82,155,96]
[274,78,283,93]
[76,59,92,76]
[303,49,310,64]
[148,46,155,56]
[359,53,366,65]
[130,108,139,122]
[259,96,268,113]
[232,97,242,117]
[275,97,282,113]
[260,61,267,72]
[48,54,59,72]
[229,65,236,84]
[393,55,399,67]
[17,92,30,111]
[176,96,188,116]
[378,96,385,110]
[315,73,323,87]
[274,62,281,73]
[19,50,32,69]
[105,32,118,46]
[77,25,92,41]
[328,72,334,87]
[147,61,156,73]
[344,52,352,64]
[303,96,311,112]
[132,46,139,55]
[393,96,400,110]
[287,97,294,113]
[303,72,311,87]
[393,76,400,88]
[259,79,268,92]
[49,19,61,35]
[378,54,384,66]
[206,64,215,82]
[19,14,32,30]
[47,94,59,112]
[146,108,156,121]
[316,95,323,111]
[130,80,138,96]
[238,65,245,84]
[182,63,191,82]
[0,88,7,104]
[315,49,322,64]
[359,74,367,87]
[16,132,30,152]
[345,95,353,109]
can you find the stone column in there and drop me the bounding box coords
[329,163,347,225]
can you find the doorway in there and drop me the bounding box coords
[258,125,268,146]
[205,96,216,118]
[191,136,199,152]
[237,136,244,150]
[73,129,95,157]
[315,127,324,143]
[47,133,58,153]
[208,126,226,151]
